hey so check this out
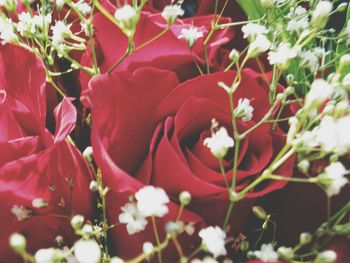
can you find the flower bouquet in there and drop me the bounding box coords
[0,0,349,262]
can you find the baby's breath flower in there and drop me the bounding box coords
[314,250,337,263]
[235,98,254,122]
[305,79,333,108]
[311,1,333,30]
[74,1,91,16]
[9,233,26,253]
[241,23,268,41]
[199,226,227,258]
[247,34,270,58]
[142,242,154,256]
[119,202,147,234]
[74,239,101,263]
[268,42,298,68]
[135,186,169,217]
[318,162,348,197]
[34,248,57,263]
[114,4,139,36]
[0,17,17,45]
[299,50,319,73]
[203,120,234,159]
[287,17,309,33]
[315,115,350,155]
[32,198,48,208]
[51,20,73,46]
[248,243,278,262]
[178,26,204,47]
[11,205,32,221]
[162,4,184,25]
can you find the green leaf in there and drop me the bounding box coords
[235,0,265,20]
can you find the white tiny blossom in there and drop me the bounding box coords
[119,203,147,234]
[110,257,124,263]
[268,42,298,67]
[11,205,32,221]
[56,0,65,9]
[199,226,227,258]
[74,1,91,16]
[315,115,350,155]
[74,239,101,263]
[0,17,17,44]
[161,4,184,25]
[299,50,319,73]
[287,17,309,33]
[247,34,271,58]
[51,20,72,46]
[35,248,60,263]
[203,124,234,159]
[305,79,333,108]
[142,242,154,255]
[241,23,268,41]
[135,186,169,217]
[236,98,254,122]
[250,243,278,262]
[114,4,138,34]
[178,26,204,47]
[318,162,348,197]
[294,6,307,16]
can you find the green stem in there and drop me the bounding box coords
[218,158,229,189]
[151,216,162,263]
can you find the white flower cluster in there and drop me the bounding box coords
[162,4,184,25]
[235,98,254,122]
[17,13,52,38]
[286,6,309,34]
[248,243,278,262]
[199,226,227,258]
[118,186,170,235]
[203,119,234,159]
[178,26,204,47]
[242,23,270,58]
[268,42,298,69]
[0,16,17,44]
[318,162,348,197]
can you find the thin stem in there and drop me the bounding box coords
[172,237,184,259]
[223,201,235,230]
[151,216,162,263]
[135,27,169,51]
[107,38,134,74]
[46,76,66,97]
[218,159,229,189]
[266,174,318,183]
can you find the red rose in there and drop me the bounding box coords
[89,66,295,259]
[0,45,95,261]
[80,1,234,106]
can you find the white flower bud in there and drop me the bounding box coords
[179,191,191,206]
[314,250,337,263]
[203,125,234,160]
[178,26,204,48]
[229,49,239,63]
[83,146,93,163]
[9,233,26,253]
[74,239,101,263]
[305,79,333,108]
[311,1,333,30]
[336,3,348,13]
[252,206,267,220]
[89,180,99,192]
[32,198,48,208]
[298,160,310,174]
[82,224,94,236]
[143,242,154,256]
[277,246,294,260]
[70,215,85,230]
[35,248,62,263]
[247,34,271,58]
[299,232,312,245]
